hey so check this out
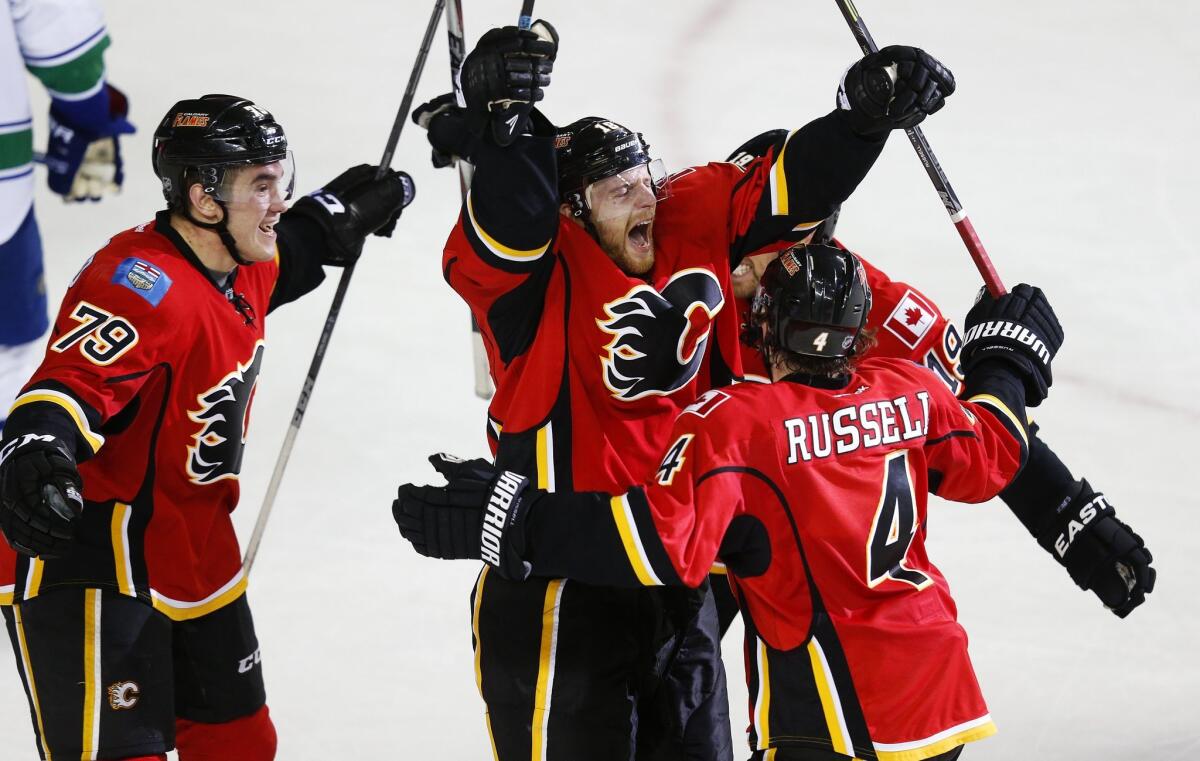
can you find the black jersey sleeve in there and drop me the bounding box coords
[268,212,328,313]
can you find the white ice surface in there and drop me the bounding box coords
[4,1,1199,758]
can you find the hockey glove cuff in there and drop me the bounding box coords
[1034,479,1156,618]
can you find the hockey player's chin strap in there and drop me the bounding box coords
[186,199,252,267]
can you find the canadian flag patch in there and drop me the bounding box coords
[883,290,937,348]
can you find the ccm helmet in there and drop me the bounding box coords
[555,116,666,219]
[748,242,872,360]
[152,94,289,211]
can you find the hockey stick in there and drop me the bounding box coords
[445,0,495,400]
[831,0,1006,297]
[243,0,447,573]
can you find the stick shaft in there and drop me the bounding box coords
[832,0,1005,296]
[243,0,447,573]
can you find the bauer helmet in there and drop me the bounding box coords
[555,116,668,219]
[152,94,291,211]
[746,243,871,360]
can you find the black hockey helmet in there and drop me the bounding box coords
[555,116,667,219]
[746,242,871,360]
[152,94,290,210]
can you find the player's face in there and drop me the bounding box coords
[585,164,660,276]
[220,160,293,263]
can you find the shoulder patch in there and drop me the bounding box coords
[112,258,173,306]
[882,289,937,348]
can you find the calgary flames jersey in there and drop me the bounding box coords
[520,359,1030,760]
[0,211,322,619]
[446,111,886,493]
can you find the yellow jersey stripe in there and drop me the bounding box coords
[467,191,551,261]
[807,637,854,756]
[81,589,101,760]
[754,638,772,750]
[769,132,792,216]
[10,390,105,454]
[150,570,247,622]
[24,558,44,600]
[470,567,501,761]
[874,715,997,761]
[967,393,1029,447]
[608,495,663,586]
[535,423,555,492]
[14,606,53,760]
[0,584,13,605]
[531,580,565,761]
[111,503,134,596]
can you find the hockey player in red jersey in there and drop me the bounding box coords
[0,95,413,761]
[410,19,957,761]
[717,129,1155,630]
[395,243,1066,760]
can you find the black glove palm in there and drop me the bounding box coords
[0,435,84,558]
[393,454,532,580]
[838,45,955,136]
[461,20,558,147]
[289,164,415,266]
[961,283,1063,406]
[1037,480,1155,618]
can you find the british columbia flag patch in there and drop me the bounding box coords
[112,258,172,306]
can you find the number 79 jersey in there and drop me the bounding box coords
[1,215,279,619]
[595,359,1028,759]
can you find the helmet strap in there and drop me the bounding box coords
[185,198,251,267]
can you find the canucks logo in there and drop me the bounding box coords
[597,268,724,401]
[186,342,265,485]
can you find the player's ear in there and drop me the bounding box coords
[559,203,584,228]
[188,183,223,223]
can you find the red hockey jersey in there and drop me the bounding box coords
[1,212,320,619]
[446,112,886,493]
[521,360,1030,760]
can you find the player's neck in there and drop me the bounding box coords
[169,213,238,274]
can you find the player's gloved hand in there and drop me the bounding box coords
[960,283,1063,406]
[837,45,954,136]
[0,434,84,558]
[45,84,136,201]
[1035,479,1155,618]
[412,92,472,168]
[461,20,558,147]
[393,453,533,580]
[289,164,416,266]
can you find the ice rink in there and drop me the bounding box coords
[4,0,1198,758]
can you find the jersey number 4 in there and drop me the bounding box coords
[866,451,932,590]
[50,301,139,366]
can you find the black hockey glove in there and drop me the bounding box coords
[461,20,558,147]
[960,283,1063,407]
[289,164,416,266]
[837,45,955,136]
[0,434,84,558]
[1035,480,1156,618]
[412,93,474,168]
[393,453,533,581]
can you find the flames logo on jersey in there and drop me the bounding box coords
[186,341,265,485]
[597,268,724,401]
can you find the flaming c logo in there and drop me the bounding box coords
[597,268,724,401]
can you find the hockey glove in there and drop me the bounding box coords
[837,45,954,136]
[45,84,136,201]
[1035,479,1155,618]
[412,93,474,168]
[961,283,1063,407]
[393,453,532,581]
[289,164,415,266]
[461,20,558,147]
[0,433,83,558]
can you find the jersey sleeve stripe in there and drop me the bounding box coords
[10,389,106,454]
[967,393,1029,447]
[466,191,551,262]
[0,584,13,605]
[609,494,664,586]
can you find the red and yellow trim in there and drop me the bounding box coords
[531,580,565,761]
[9,389,105,454]
[467,191,551,262]
[150,569,247,621]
